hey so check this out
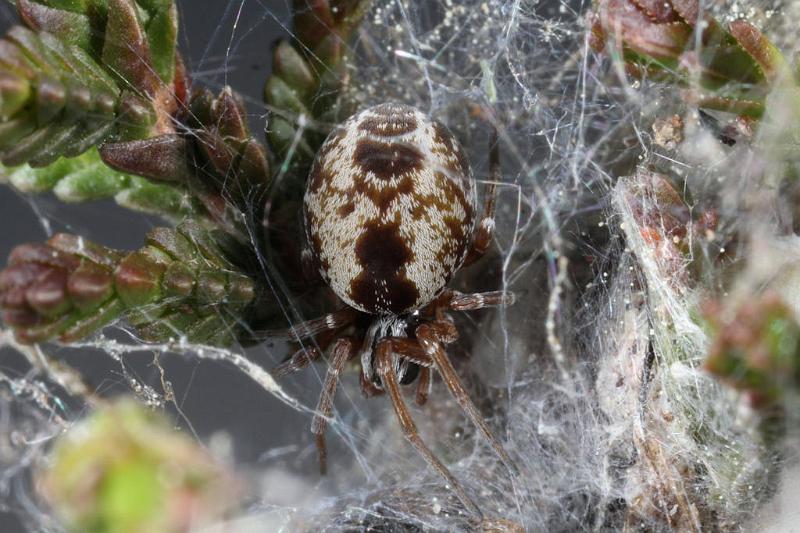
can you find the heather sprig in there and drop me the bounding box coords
[16,0,180,87]
[0,148,193,218]
[0,221,255,345]
[99,86,271,233]
[0,0,378,347]
[589,0,795,117]
[264,0,373,166]
[0,0,185,168]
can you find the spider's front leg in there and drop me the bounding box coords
[375,338,482,518]
[266,309,356,377]
[301,245,326,286]
[359,337,433,404]
[416,366,432,406]
[442,289,515,312]
[273,337,329,377]
[416,306,515,472]
[311,336,355,475]
[464,128,500,267]
[259,308,357,341]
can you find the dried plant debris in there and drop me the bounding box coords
[0,0,799,531]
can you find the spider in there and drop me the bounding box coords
[270,102,515,518]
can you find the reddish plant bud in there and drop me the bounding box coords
[163,263,195,298]
[114,251,165,308]
[100,135,194,184]
[2,307,40,327]
[0,261,49,297]
[669,0,698,25]
[292,0,337,50]
[631,0,680,23]
[9,242,78,270]
[67,263,114,311]
[273,41,315,100]
[25,267,70,317]
[49,234,123,268]
[102,0,159,97]
[214,88,248,140]
[195,272,227,305]
[593,0,691,60]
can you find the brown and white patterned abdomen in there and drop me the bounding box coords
[304,103,477,315]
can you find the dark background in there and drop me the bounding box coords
[0,2,342,530]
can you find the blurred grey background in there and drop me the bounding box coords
[0,2,342,530]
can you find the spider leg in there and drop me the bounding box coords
[383,337,432,366]
[359,371,384,397]
[301,246,318,284]
[426,308,459,343]
[311,337,355,475]
[273,345,323,377]
[272,327,341,377]
[377,339,433,405]
[442,289,515,312]
[256,307,356,341]
[375,338,483,518]
[364,338,433,405]
[415,366,432,406]
[463,128,499,267]
[359,338,432,398]
[416,322,515,472]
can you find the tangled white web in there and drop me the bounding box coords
[1,0,800,531]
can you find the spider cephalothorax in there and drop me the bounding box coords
[276,103,515,520]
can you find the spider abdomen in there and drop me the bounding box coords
[304,103,477,315]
